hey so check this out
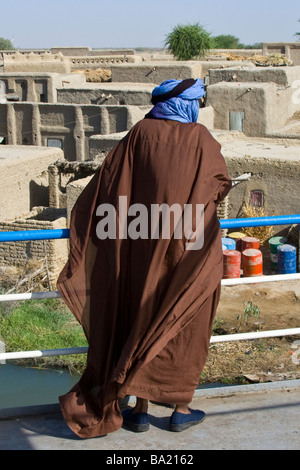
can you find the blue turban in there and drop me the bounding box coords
[147,78,205,124]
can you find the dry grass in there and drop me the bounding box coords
[250,54,293,66]
[72,68,111,82]
[215,52,293,66]
[240,203,274,244]
[0,258,51,294]
[202,336,300,385]
[288,111,300,122]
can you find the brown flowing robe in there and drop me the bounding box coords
[57,118,232,438]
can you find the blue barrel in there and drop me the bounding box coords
[222,238,236,251]
[277,244,297,274]
[269,236,287,269]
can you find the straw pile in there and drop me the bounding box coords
[250,54,293,67]
[0,258,51,294]
[72,68,111,82]
[240,203,274,244]
[214,52,293,66]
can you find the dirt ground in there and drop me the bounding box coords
[204,279,300,385]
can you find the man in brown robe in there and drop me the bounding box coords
[57,78,232,438]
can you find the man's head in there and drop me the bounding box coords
[149,78,205,123]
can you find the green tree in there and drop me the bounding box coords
[296,19,300,40]
[212,35,262,50]
[243,42,262,50]
[0,37,14,50]
[164,23,213,60]
[213,34,241,49]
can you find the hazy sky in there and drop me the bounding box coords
[1,0,299,49]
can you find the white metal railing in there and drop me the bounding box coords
[1,274,300,361]
[1,218,300,362]
[1,328,300,361]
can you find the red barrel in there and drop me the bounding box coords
[223,250,241,279]
[241,236,260,251]
[228,232,246,251]
[242,249,263,277]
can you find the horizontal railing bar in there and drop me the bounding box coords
[1,328,300,361]
[0,347,89,361]
[219,214,300,229]
[1,274,300,302]
[210,328,300,343]
[0,291,61,302]
[0,229,70,242]
[222,273,300,285]
[0,215,300,242]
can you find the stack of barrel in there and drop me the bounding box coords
[223,233,298,279]
[222,233,263,279]
[268,236,297,274]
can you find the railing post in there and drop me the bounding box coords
[0,340,6,364]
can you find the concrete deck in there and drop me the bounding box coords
[0,380,299,450]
